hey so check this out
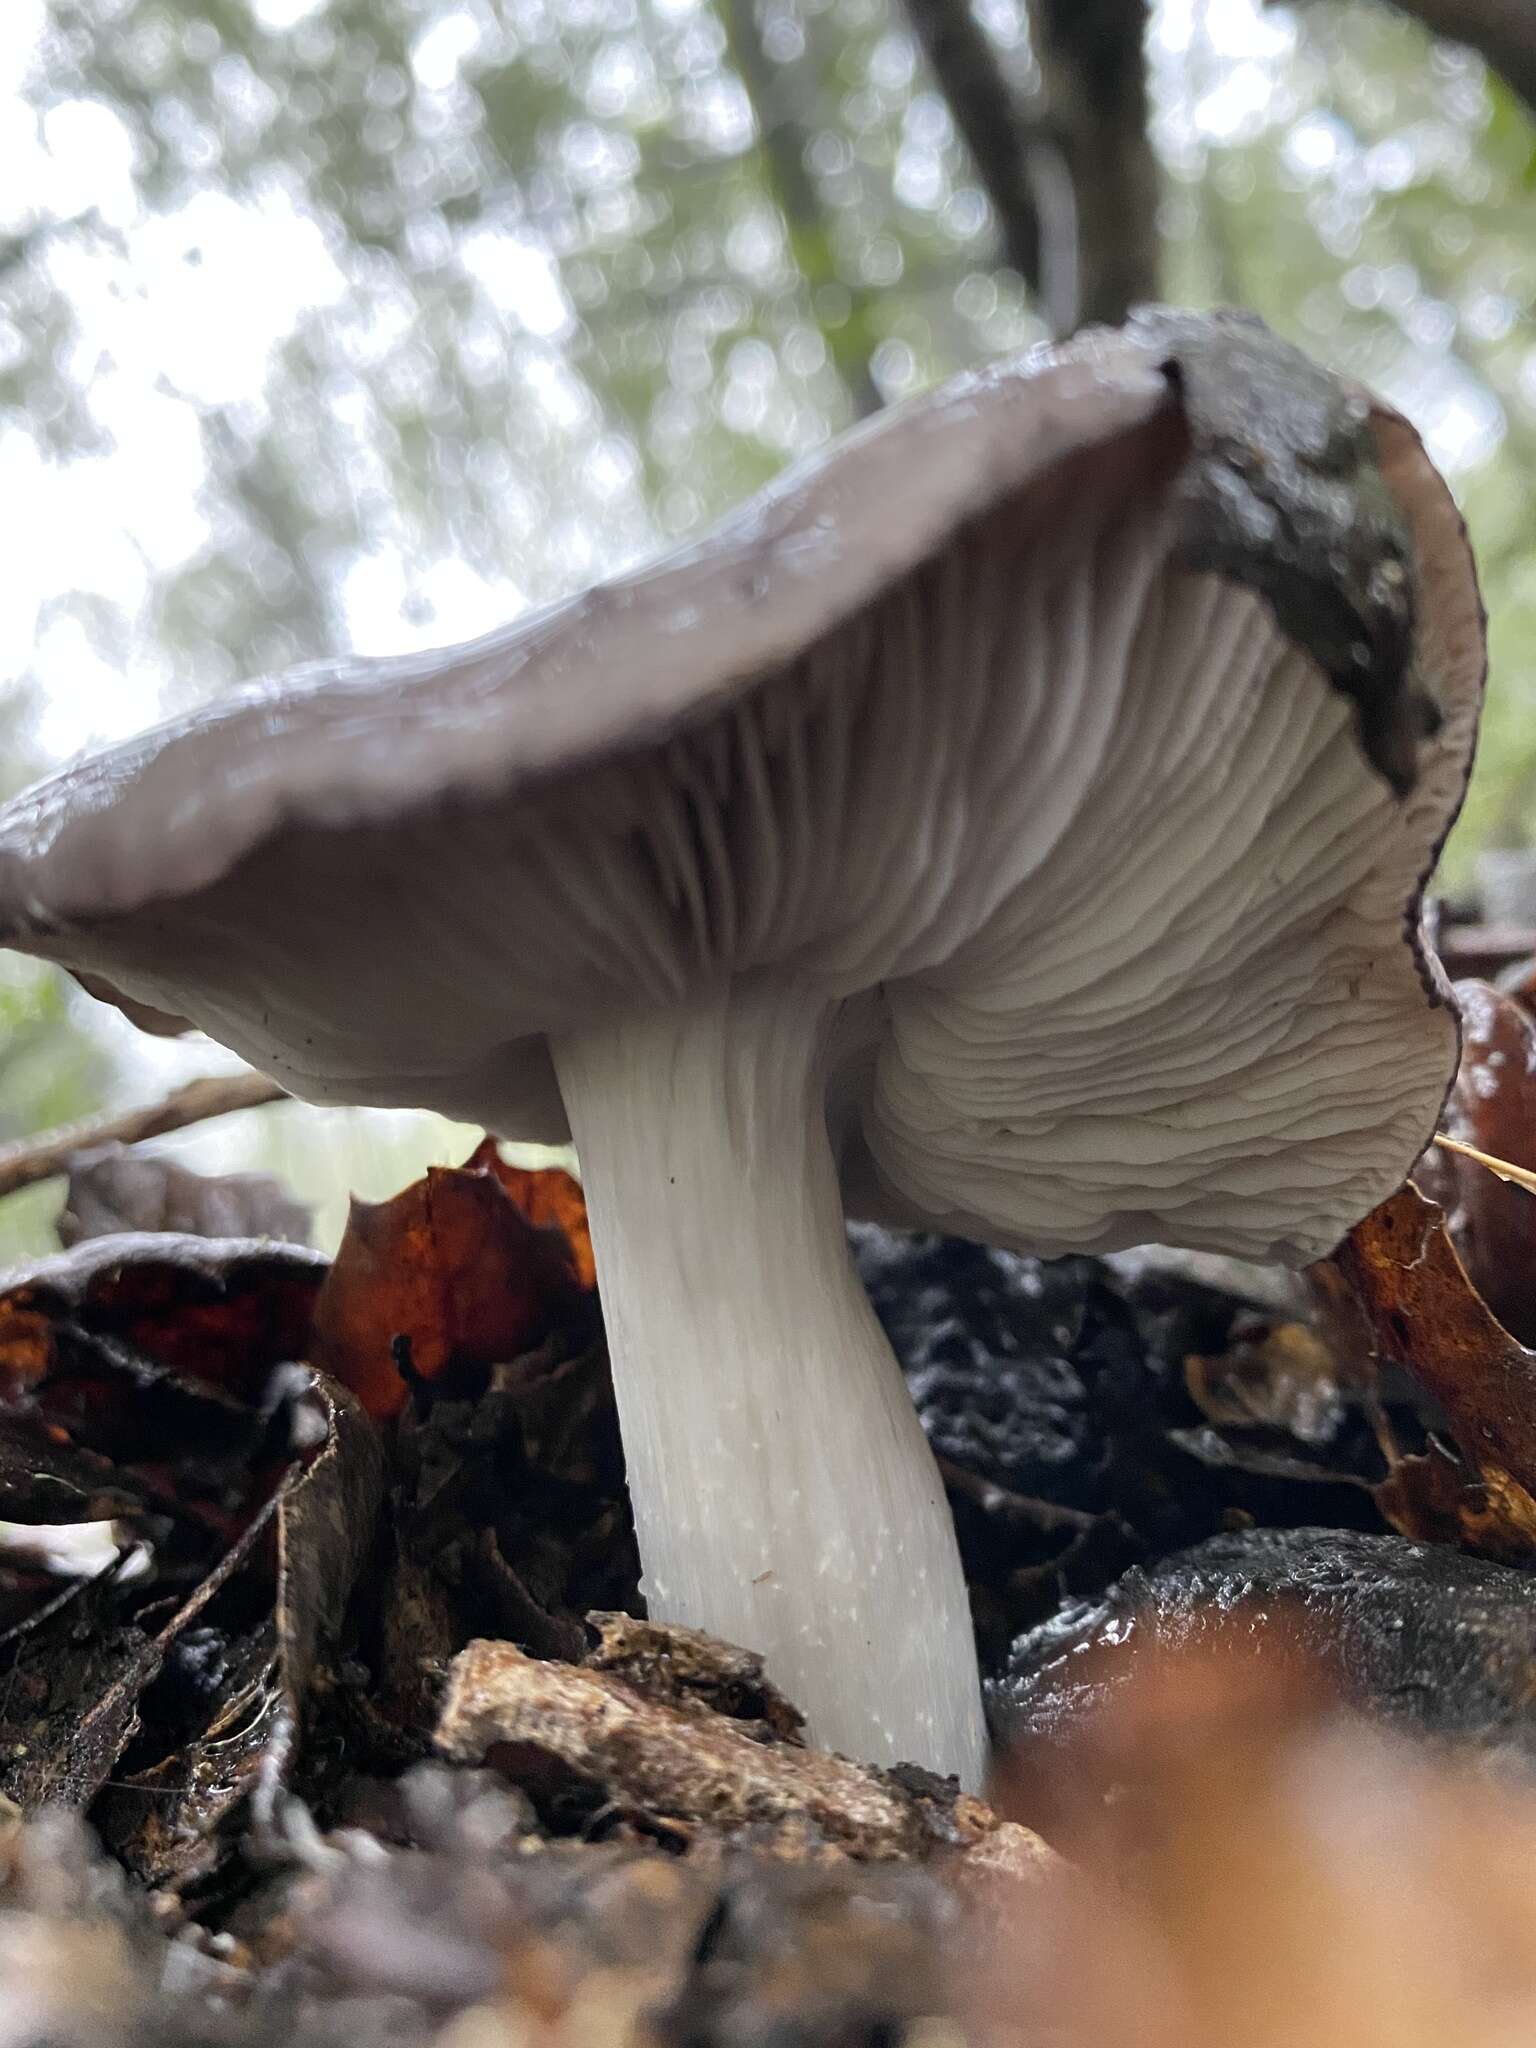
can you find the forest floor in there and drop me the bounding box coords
[6,1029,1536,2046]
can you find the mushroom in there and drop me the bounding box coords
[0,310,1484,1787]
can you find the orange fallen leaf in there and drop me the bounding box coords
[1335,1183,1536,1555]
[1415,980,1536,1344]
[311,1143,594,1419]
[1373,1444,1536,1561]
[461,1138,596,1290]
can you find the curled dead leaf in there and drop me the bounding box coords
[311,1143,594,1419]
[1415,980,1536,1345]
[95,1376,385,1887]
[0,1232,327,1535]
[1335,1183,1536,1555]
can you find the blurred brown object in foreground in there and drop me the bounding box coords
[964,1633,1536,2048]
[1416,978,1536,1343]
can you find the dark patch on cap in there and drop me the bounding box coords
[1126,306,1441,797]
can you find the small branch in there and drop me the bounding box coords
[1432,1132,1536,1197]
[0,1072,287,1198]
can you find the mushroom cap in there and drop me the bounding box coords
[0,311,1484,1264]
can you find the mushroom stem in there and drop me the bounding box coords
[552,988,988,1787]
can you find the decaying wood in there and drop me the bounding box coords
[435,1632,1056,1871]
[583,1611,808,1740]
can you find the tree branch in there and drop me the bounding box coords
[0,1071,287,1199]
[723,0,885,417]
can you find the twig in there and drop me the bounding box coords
[1431,1132,1536,1197]
[0,1071,287,1198]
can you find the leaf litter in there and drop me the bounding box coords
[7,1085,1536,2040]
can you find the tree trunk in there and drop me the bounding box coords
[901,0,1157,335]
[724,0,885,416]
[1031,0,1159,331]
[901,0,1046,296]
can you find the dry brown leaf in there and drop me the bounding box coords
[470,1143,596,1291]
[1415,980,1536,1344]
[311,1144,593,1420]
[95,1377,386,1887]
[1371,1444,1536,1560]
[1184,1318,1344,1443]
[1336,1183,1536,1553]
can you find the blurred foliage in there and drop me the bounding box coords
[0,0,1533,1238]
[0,958,109,1141]
[2,0,1036,708]
[0,959,112,1263]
